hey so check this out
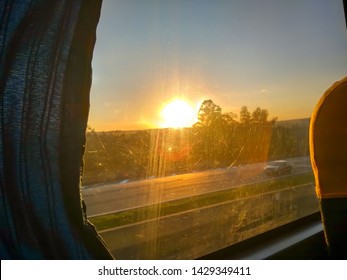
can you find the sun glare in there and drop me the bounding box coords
[160,99,198,128]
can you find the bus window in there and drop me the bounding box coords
[82,0,347,259]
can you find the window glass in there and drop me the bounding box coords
[83,0,347,259]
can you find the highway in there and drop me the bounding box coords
[82,156,312,217]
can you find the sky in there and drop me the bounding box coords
[89,0,347,131]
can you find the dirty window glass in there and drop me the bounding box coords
[82,0,347,259]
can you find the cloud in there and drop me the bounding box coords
[260,89,268,94]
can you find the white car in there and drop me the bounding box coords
[264,160,293,176]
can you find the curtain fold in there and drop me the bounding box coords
[0,0,112,259]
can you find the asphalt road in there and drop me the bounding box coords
[82,156,312,217]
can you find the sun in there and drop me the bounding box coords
[160,99,198,128]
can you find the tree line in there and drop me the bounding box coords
[83,100,309,185]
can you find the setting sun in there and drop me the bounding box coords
[160,99,198,128]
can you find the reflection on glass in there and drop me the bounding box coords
[82,0,346,259]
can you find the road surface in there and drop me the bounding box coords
[82,156,312,217]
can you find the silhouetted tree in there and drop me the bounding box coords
[251,107,269,123]
[240,106,251,124]
[197,100,222,126]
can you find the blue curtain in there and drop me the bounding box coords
[0,0,112,259]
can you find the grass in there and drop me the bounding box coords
[89,172,314,231]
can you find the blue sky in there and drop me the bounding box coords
[89,0,347,131]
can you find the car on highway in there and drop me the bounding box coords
[264,160,293,176]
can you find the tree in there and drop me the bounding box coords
[251,107,269,123]
[222,112,238,124]
[240,106,251,124]
[197,99,222,126]
[192,100,240,169]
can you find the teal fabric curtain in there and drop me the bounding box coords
[0,0,112,259]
